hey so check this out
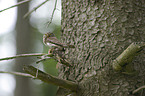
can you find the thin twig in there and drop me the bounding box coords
[23,0,49,18]
[47,0,58,26]
[0,0,31,13]
[132,85,145,94]
[36,57,51,64]
[36,53,54,63]
[24,65,78,92]
[0,71,35,78]
[0,53,47,61]
[58,58,72,67]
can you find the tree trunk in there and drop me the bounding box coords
[15,0,32,96]
[57,0,145,96]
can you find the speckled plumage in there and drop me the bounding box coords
[43,32,65,47]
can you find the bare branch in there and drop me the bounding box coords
[56,58,72,67]
[47,0,58,26]
[132,85,145,94]
[0,71,35,78]
[0,0,31,13]
[112,42,145,71]
[0,53,47,61]
[24,65,78,92]
[23,0,49,18]
[36,57,51,64]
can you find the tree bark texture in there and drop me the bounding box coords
[58,0,145,96]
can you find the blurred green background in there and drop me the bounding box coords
[0,0,61,96]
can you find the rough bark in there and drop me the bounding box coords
[57,0,145,96]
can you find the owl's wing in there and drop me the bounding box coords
[47,37,65,47]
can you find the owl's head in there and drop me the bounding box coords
[43,32,55,45]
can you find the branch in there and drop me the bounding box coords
[132,85,145,94]
[24,66,78,92]
[112,42,145,71]
[36,53,72,67]
[0,53,47,61]
[0,0,31,13]
[57,58,72,67]
[23,0,49,18]
[36,57,51,64]
[47,0,58,26]
[0,71,34,78]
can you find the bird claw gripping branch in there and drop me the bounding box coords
[37,32,74,67]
